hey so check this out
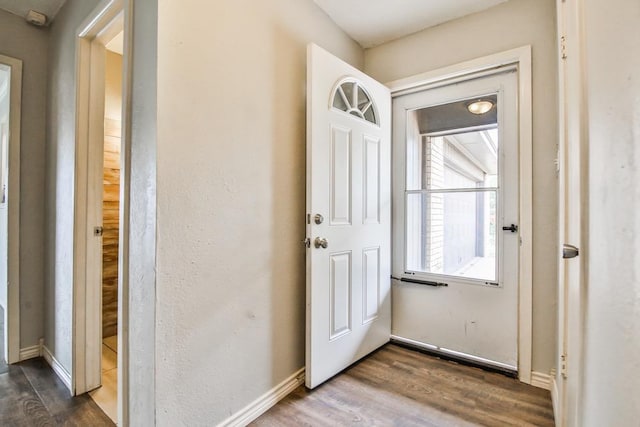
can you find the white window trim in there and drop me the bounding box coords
[386,46,534,384]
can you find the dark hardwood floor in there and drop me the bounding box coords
[0,306,113,426]
[0,359,115,426]
[253,344,555,426]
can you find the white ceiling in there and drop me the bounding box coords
[0,0,66,22]
[313,0,509,48]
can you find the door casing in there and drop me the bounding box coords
[0,54,22,365]
[554,0,587,424]
[387,46,534,384]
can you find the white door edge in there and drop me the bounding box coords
[387,46,533,384]
[0,53,22,365]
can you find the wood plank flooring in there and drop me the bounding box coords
[253,344,555,426]
[0,358,114,426]
[88,337,119,422]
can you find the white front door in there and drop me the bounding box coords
[306,44,391,389]
[391,70,520,370]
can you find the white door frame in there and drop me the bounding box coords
[386,46,534,384]
[0,53,22,365]
[553,0,587,424]
[73,0,130,422]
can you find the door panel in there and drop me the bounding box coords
[330,126,352,225]
[363,247,380,323]
[392,71,519,369]
[330,251,352,339]
[363,136,381,224]
[306,44,391,389]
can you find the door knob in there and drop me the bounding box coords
[314,237,328,249]
[563,244,579,259]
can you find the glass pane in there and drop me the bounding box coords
[405,191,497,282]
[332,87,348,111]
[363,105,376,124]
[341,82,356,108]
[406,131,498,191]
[356,86,370,110]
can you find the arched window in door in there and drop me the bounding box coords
[331,79,378,125]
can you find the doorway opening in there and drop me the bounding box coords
[73,1,129,424]
[306,44,534,391]
[389,48,533,382]
[392,70,520,374]
[86,29,125,423]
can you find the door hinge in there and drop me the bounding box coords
[94,226,104,237]
[560,35,568,60]
[561,353,568,378]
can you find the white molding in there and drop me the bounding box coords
[118,1,134,424]
[551,375,560,426]
[19,344,41,361]
[387,46,532,96]
[516,46,534,386]
[0,53,22,365]
[217,368,305,427]
[43,345,73,393]
[387,46,534,385]
[531,371,552,391]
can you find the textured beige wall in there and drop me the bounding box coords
[582,0,640,424]
[364,0,559,374]
[0,10,48,350]
[155,0,362,423]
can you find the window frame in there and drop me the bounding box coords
[401,98,505,289]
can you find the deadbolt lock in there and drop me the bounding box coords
[94,226,104,237]
[314,214,324,225]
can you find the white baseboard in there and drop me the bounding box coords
[19,344,42,361]
[217,368,305,427]
[43,345,72,393]
[531,371,552,390]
